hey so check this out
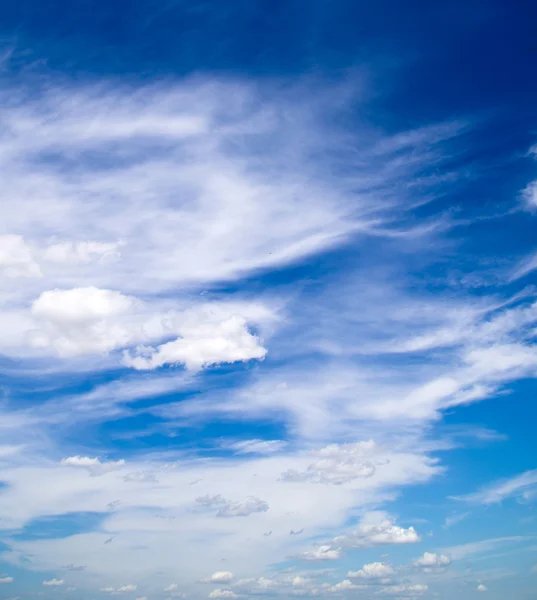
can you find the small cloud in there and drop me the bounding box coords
[477,584,488,592]
[208,590,238,599]
[164,583,179,592]
[348,562,394,579]
[117,585,137,592]
[0,577,13,583]
[413,552,451,568]
[299,545,341,561]
[202,572,233,584]
[43,579,64,586]
[61,455,125,476]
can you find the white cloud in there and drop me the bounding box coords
[333,512,420,548]
[116,585,137,592]
[208,590,238,599]
[229,439,286,455]
[60,455,125,476]
[477,584,488,592]
[280,441,377,484]
[454,469,537,504]
[29,287,135,356]
[377,584,428,596]
[123,316,267,371]
[0,234,41,278]
[299,545,341,561]
[413,552,451,568]
[42,578,64,586]
[0,577,13,583]
[348,562,394,579]
[329,579,363,592]
[164,584,179,592]
[203,572,233,584]
[216,496,269,518]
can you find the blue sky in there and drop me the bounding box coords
[0,1,537,599]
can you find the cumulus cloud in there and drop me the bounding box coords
[29,287,136,356]
[413,552,451,568]
[280,441,377,484]
[202,572,234,584]
[42,578,64,586]
[123,316,266,371]
[333,512,420,548]
[329,579,363,592]
[60,455,125,476]
[348,562,394,579]
[164,583,179,591]
[0,576,13,583]
[208,590,238,599]
[477,584,488,592]
[101,584,138,593]
[299,545,341,561]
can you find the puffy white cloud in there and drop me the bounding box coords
[208,590,238,599]
[32,287,134,324]
[477,584,488,592]
[348,562,394,579]
[280,441,377,484]
[329,579,363,592]
[299,545,341,561]
[42,578,64,586]
[164,583,179,592]
[216,496,269,518]
[203,572,233,584]
[60,456,125,476]
[42,241,121,264]
[413,552,451,568]
[333,512,420,548]
[229,439,286,455]
[29,287,136,356]
[0,234,41,278]
[0,577,13,583]
[123,316,267,371]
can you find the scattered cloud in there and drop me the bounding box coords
[333,512,420,548]
[42,579,64,586]
[280,441,377,484]
[202,572,233,584]
[413,552,451,568]
[0,577,13,583]
[348,562,394,579]
[477,584,488,592]
[299,545,342,561]
[208,590,238,599]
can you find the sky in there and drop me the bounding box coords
[0,1,537,599]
